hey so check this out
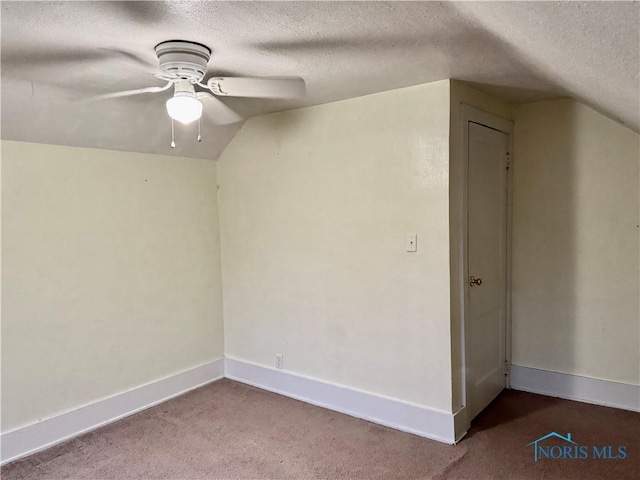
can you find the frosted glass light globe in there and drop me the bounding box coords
[166,95,203,125]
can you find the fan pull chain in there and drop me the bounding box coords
[170,119,176,148]
[197,118,202,142]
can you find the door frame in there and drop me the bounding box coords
[458,104,514,433]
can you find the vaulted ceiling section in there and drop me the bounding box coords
[2,1,638,160]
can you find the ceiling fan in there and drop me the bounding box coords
[87,40,306,147]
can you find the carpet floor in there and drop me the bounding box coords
[2,379,638,479]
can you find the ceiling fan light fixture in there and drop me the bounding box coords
[166,80,203,125]
[166,95,202,125]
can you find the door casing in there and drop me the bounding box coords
[457,104,514,435]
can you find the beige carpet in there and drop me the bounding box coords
[2,379,638,479]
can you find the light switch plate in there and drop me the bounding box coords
[406,234,417,252]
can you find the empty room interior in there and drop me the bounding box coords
[1,1,639,479]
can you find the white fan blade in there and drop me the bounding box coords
[196,92,243,125]
[207,77,305,99]
[84,81,173,102]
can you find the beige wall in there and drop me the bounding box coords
[1,141,224,432]
[4,84,636,437]
[449,80,513,410]
[217,81,454,411]
[512,99,640,385]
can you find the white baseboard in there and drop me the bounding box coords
[224,357,457,444]
[1,358,225,465]
[7,360,635,466]
[452,406,468,442]
[510,365,640,412]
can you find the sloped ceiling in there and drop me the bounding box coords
[1,1,638,160]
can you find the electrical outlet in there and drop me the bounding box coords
[275,353,284,369]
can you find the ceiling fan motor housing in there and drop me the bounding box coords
[155,41,211,83]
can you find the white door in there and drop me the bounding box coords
[467,121,509,421]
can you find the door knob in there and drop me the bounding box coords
[470,276,482,287]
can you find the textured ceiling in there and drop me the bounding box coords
[1,1,638,160]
